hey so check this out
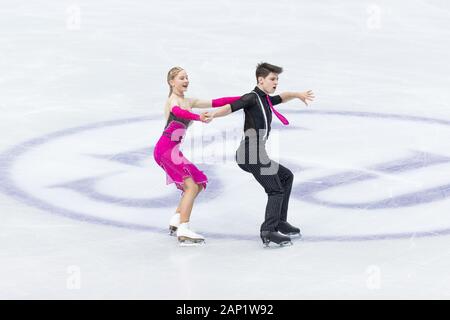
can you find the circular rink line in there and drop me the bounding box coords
[1,110,450,242]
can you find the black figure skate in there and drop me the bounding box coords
[277,221,302,238]
[260,231,292,248]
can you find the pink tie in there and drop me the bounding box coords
[266,95,289,125]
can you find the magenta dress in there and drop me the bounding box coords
[153,108,208,191]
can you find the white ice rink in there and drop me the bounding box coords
[1,0,450,299]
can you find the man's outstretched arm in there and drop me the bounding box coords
[205,104,232,119]
[279,90,315,106]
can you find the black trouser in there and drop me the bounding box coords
[236,137,294,232]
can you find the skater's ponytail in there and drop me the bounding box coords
[165,66,184,119]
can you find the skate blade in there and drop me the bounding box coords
[278,229,302,236]
[178,237,205,247]
[280,231,302,238]
[280,241,293,247]
[179,241,205,247]
[169,225,178,236]
[263,241,293,248]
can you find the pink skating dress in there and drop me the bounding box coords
[153,107,208,191]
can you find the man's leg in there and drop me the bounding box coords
[276,163,294,222]
[236,139,286,233]
[273,162,301,236]
[241,161,285,232]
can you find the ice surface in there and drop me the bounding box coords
[1,0,450,299]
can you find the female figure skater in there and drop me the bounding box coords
[153,66,239,246]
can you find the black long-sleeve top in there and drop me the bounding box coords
[230,86,282,140]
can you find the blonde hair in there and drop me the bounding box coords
[164,66,184,120]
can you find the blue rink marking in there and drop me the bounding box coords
[1,110,450,242]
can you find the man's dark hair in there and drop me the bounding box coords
[256,62,283,82]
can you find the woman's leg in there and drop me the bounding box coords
[177,184,203,212]
[178,177,202,223]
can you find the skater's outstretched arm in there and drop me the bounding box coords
[279,90,315,106]
[205,93,254,120]
[188,96,241,109]
[171,106,211,123]
[187,99,212,109]
[205,104,232,119]
[211,96,241,108]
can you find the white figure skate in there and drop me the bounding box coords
[176,222,205,246]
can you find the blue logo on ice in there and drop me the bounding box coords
[293,150,450,209]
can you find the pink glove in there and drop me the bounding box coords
[171,106,201,121]
[211,96,241,108]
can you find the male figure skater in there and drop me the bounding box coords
[207,62,314,247]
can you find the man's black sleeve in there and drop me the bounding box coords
[230,93,255,112]
[269,95,283,106]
